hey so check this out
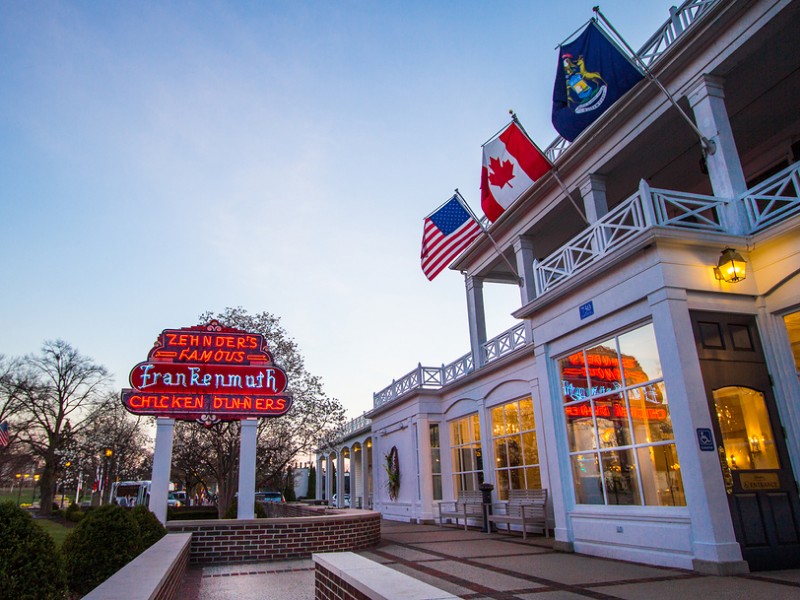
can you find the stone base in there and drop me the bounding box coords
[552,539,574,553]
[692,558,750,576]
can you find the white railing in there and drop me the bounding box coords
[483,322,528,362]
[743,161,800,233]
[534,182,726,295]
[543,0,720,163]
[373,323,530,407]
[442,352,473,385]
[339,414,371,439]
[637,0,719,67]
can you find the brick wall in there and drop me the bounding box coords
[315,564,371,600]
[167,510,381,565]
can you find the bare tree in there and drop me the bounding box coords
[15,340,112,515]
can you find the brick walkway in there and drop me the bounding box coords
[177,520,800,599]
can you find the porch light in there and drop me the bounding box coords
[713,248,746,283]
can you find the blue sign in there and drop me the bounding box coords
[579,301,594,320]
[697,428,715,451]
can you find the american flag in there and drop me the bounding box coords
[0,421,9,448]
[421,195,483,281]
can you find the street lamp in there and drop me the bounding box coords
[15,473,22,505]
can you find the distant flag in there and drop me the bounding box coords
[480,120,552,222]
[421,195,483,281]
[0,421,8,448]
[552,21,644,142]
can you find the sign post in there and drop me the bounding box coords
[121,320,292,522]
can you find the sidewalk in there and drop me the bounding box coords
[176,520,800,599]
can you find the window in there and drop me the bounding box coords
[491,398,541,500]
[450,413,484,494]
[560,323,685,507]
[784,310,800,382]
[430,424,442,500]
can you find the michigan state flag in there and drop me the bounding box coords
[552,21,643,142]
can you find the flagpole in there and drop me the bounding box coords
[455,190,523,286]
[592,6,716,156]
[510,111,589,225]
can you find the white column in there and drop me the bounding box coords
[316,456,323,501]
[465,275,488,368]
[336,450,345,507]
[352,446,362,508]
[415,417,434,522]
[325,454,333,502]
[513,237,537,305]
[149,417,175,524]
[362,440,371,508]
[648,288,747,574]
[578,173,608,223]
[237,419,258,519]
[687,75,748,234]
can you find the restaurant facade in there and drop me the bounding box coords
[317,0,800,574]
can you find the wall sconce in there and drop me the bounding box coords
[749,435,762,454]
[713,248,746,283]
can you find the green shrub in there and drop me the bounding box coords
[222,498,267,519]
[61,505,143,596]
[0,501,66,600]
[64,501,83,523]
[131,505,167,549]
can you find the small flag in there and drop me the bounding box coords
[481,121,552,222]
[421,195,483,281]
[552,21,644,142]
[0,421,9,448]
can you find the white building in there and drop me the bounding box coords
[318,0,800,574]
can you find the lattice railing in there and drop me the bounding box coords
[339,414,371,438]
[442,353,473,385]
[637,0,719,67]
[651,188,727,231]
[534,183,727,295]
[373,322,531,407]
[483,322,528,363]
[743,161,800,233]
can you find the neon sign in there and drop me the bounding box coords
[121,320,292,425]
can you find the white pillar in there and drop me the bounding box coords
[315,456,323,501]
[687,75,748,234]
[237,419,258,519]
[466,275,488,368]
[415,417,434,521]
[325,454,333,502]
[362,440,371,508]
[578,173,609,223]
[513,237,537,305]
[149,418,175,524]
[648,288,747,573]
[336,450,345,507]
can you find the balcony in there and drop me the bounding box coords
[534,162,800,296]
[373,322,529,408]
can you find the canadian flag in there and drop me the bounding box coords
[480,121,552,222]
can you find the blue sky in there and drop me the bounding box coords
[1,1,677,420]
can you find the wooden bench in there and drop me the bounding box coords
[487,489,548,539]
[437,490,484,530]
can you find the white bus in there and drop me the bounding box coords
[110,480,151,508]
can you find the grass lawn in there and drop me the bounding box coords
[35,518,73,549]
